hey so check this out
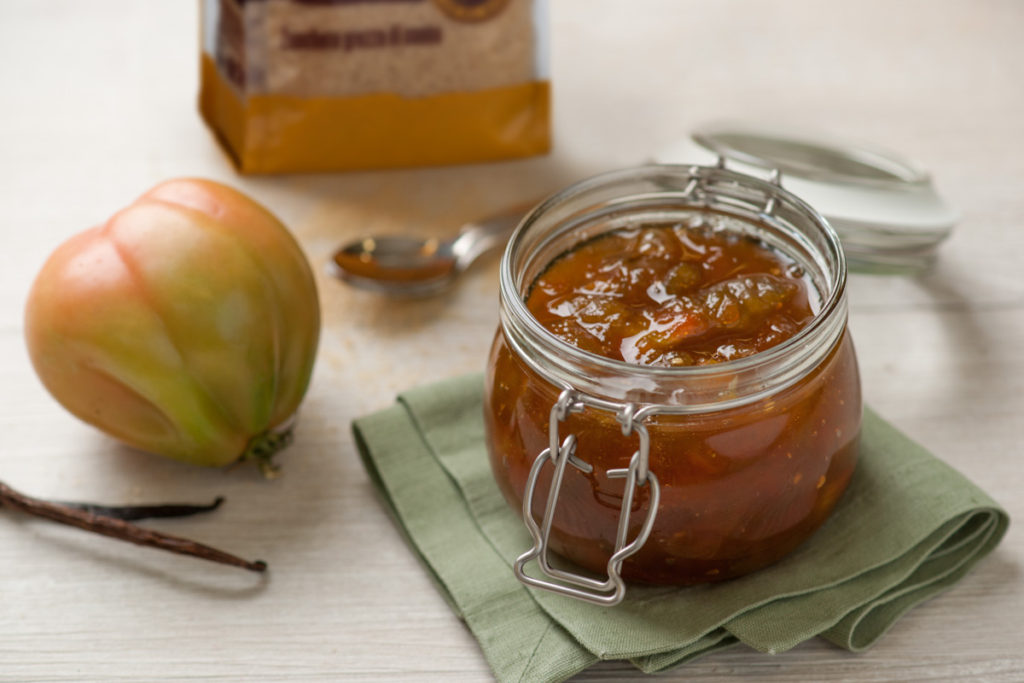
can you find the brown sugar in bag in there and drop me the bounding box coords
[199,0,551,173]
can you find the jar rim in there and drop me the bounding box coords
[498,163,848,401]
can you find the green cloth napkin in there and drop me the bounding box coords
[352,374,1008,682]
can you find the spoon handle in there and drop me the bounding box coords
[452,202,536,268]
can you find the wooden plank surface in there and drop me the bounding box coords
[0,1,1021,680]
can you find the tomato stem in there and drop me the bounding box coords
[241,425,294,479]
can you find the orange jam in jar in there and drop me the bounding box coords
[485,165,861,602]
[526,224,816,367]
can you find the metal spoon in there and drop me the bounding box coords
[328,202,532,296]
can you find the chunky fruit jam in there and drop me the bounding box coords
[526,224,815,366]
[485,219,861,585]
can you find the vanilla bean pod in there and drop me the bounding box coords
[0,480,266,573]
[52,496,225,521]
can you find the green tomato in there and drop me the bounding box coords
[25,178,320,473]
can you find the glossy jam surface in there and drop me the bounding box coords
[486,221,861,585]
[527,224,815,366]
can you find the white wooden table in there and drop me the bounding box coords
[1,1,1022,680]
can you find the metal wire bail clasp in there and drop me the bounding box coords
[513,389,661,606]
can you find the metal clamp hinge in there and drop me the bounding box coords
[714,155,785,216]
[513,390,661,606]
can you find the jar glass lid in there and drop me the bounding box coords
[655,122,958,271]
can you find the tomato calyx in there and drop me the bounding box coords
[240,424,294,478]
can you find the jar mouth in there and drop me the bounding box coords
[499,164,848,407]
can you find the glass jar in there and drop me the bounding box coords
[484,163,861,605]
